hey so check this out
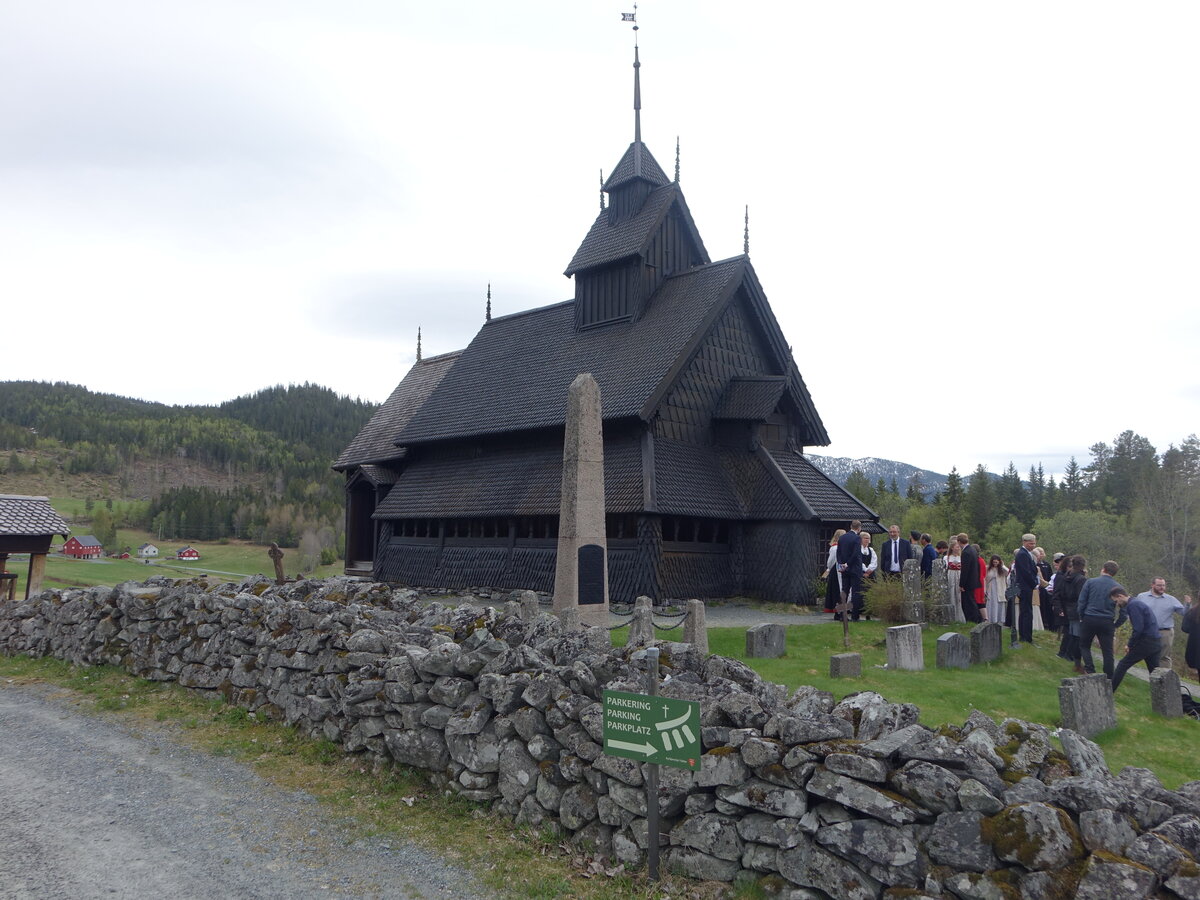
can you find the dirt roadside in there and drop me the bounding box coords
[0,681,484,900]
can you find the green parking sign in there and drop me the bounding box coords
[602,689,701,771]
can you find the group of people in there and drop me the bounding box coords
[1052,558,1200,691]
[820,523,1200,689]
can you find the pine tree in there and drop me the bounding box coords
[846,469,874,506]
[1028,464,1046,519]
[999,463,1026,524]
[943,467,965,529]
[1062,457,1083,510]
[965,464,996,538]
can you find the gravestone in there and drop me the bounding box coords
[886,624,924,670]
[627,595,655,648]
[1059,674,1117,737]
[1149,668,1183,718]
[937,632,970,669]
[970,621,1002,664]
[929,558,956,626]
[902,558,925,624]
[830,653,861,678]
[552,373,609,627]
[682,599,708,656]
[517,590,539,621]
[746,623,786,658]
[268,542,286,585]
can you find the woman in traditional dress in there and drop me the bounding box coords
[1030,547,1054,632]
[821,529,846,615]
[945,539,965,623]
[984,554,1009,624]
[852,531,878,621]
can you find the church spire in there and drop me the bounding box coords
[632,31,642,177]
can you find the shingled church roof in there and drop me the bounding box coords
[565,181,708,276]
[601,140,670,192]
[333,350,461,470]
[766,450,878,524]
[396,256,750,446]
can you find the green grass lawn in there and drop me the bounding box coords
[28,527,341,592]
[685,622,1198,789]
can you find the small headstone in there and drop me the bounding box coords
[1149,668,1184,718]
[929,558,955,626]
[682,599,708,656]
[902,558,925,624]
[936,632,970,669]
[830,653,861,678]
[627,595,655,648]
[970,622,1002,664]
[1059,674,1117,738]
[517,590,539,621]
[558,606,580,632]
[746,623,786,658]
[886,624,924,670]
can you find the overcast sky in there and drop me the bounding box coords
[3,1,1197,479]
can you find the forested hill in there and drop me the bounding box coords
[0,381,373,466]
[0,381,375,553]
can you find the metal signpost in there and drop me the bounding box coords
[601,647,701,881]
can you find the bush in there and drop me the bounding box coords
[862,576,931,624]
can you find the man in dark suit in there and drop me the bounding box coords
[957,532,982,622]
[1012,533,1041,644]
[835,520,864,620]
[919,534,937,578]
[880,524,912,578]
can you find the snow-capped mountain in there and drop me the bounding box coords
[806,454,950,498]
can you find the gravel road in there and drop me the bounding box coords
[0,682,485,900]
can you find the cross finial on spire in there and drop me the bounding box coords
[675,136,680,183]
[416,326,422,362]
[744,205,750,255]
[486,283,492,322]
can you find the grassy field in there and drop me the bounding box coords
[653,622,1198,789]
[26,523,341,592]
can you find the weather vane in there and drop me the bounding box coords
[622,4,638,38]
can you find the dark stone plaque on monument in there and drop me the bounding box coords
[578,544,605,605]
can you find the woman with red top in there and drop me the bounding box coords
[975,547,988,620]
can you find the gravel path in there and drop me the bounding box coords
[0,682,485,900]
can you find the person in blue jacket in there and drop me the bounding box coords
[1110,588,1161,692]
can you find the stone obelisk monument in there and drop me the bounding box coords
[553,373,609,627]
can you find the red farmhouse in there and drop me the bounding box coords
[63,535,103,559]
[177,546,200,560]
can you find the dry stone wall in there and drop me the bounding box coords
[2,576,1200,899]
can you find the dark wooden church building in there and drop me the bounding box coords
[334,49,877,604]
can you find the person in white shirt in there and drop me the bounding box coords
[1137,577,1185,668]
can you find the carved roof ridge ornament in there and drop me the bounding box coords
[416,326,422,362]
[675,135,680,184]
[486,283,492,322]
[744,205,750,256]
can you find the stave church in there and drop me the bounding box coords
[334,43,877,604]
